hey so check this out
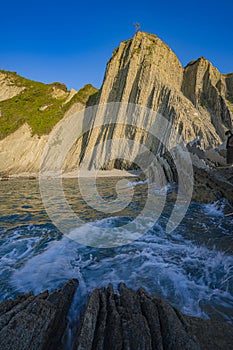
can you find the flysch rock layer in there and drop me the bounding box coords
[1,32,232,176]
[0,279,78,350]
[0,280,233,350]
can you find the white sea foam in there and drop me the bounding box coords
[9,217,233,322]
[126,179,149,187]
[126,180,174,196]
[204,200,225,217]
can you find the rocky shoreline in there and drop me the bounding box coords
[1,157,233,204]
[0,280,233,350]
[192,164,233,204]
[0,169,139,181]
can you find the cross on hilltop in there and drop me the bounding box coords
[134,23,140,33]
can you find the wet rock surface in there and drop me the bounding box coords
[0,279,78,350]
[0,280,233,350]
[193,165,233,203]
[76,283,233,350]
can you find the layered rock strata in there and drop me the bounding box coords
[1,32,232,177]
[1,280,233,350]
[0,279,78,350]
[75,32,232,171]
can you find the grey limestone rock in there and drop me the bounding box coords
[0,279,78,350]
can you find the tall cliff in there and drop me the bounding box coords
[0,32,232,176]
[63,31,232,171]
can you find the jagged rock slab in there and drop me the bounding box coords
[193,165,233,203]
[75,283,233,350]
[0,279,78,350]
[0,280,233,349]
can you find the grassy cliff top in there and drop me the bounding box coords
[0,71,98,139]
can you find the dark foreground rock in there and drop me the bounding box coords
[76,283,233,350]
[193,165,233,203]
[0,279,78,350]
[0,280,233,350]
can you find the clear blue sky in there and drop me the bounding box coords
[0,0,232,91]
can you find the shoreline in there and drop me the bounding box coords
[0,169,140,180]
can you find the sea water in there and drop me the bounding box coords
[0,178,233,330]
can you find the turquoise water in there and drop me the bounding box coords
[0,178,233,325]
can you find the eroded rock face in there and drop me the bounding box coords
[0,31,232,178]
[182,57,232,140]
[0,72,25,102]
[98,31,232,144]
[0,102,84,177]
[0,279,78,350]
[0,123,49,177]
[192,165,233,203]
[72,32,232,171]
[0,280,233,350]
[76,283,196,350]
[76,283,233,350]
[99,31,183,104]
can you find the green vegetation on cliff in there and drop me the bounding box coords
[0,71,98,139]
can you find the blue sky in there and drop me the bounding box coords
[0,0,232,90]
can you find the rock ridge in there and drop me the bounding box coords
[0,280,233,350]
[0,279,78,350]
